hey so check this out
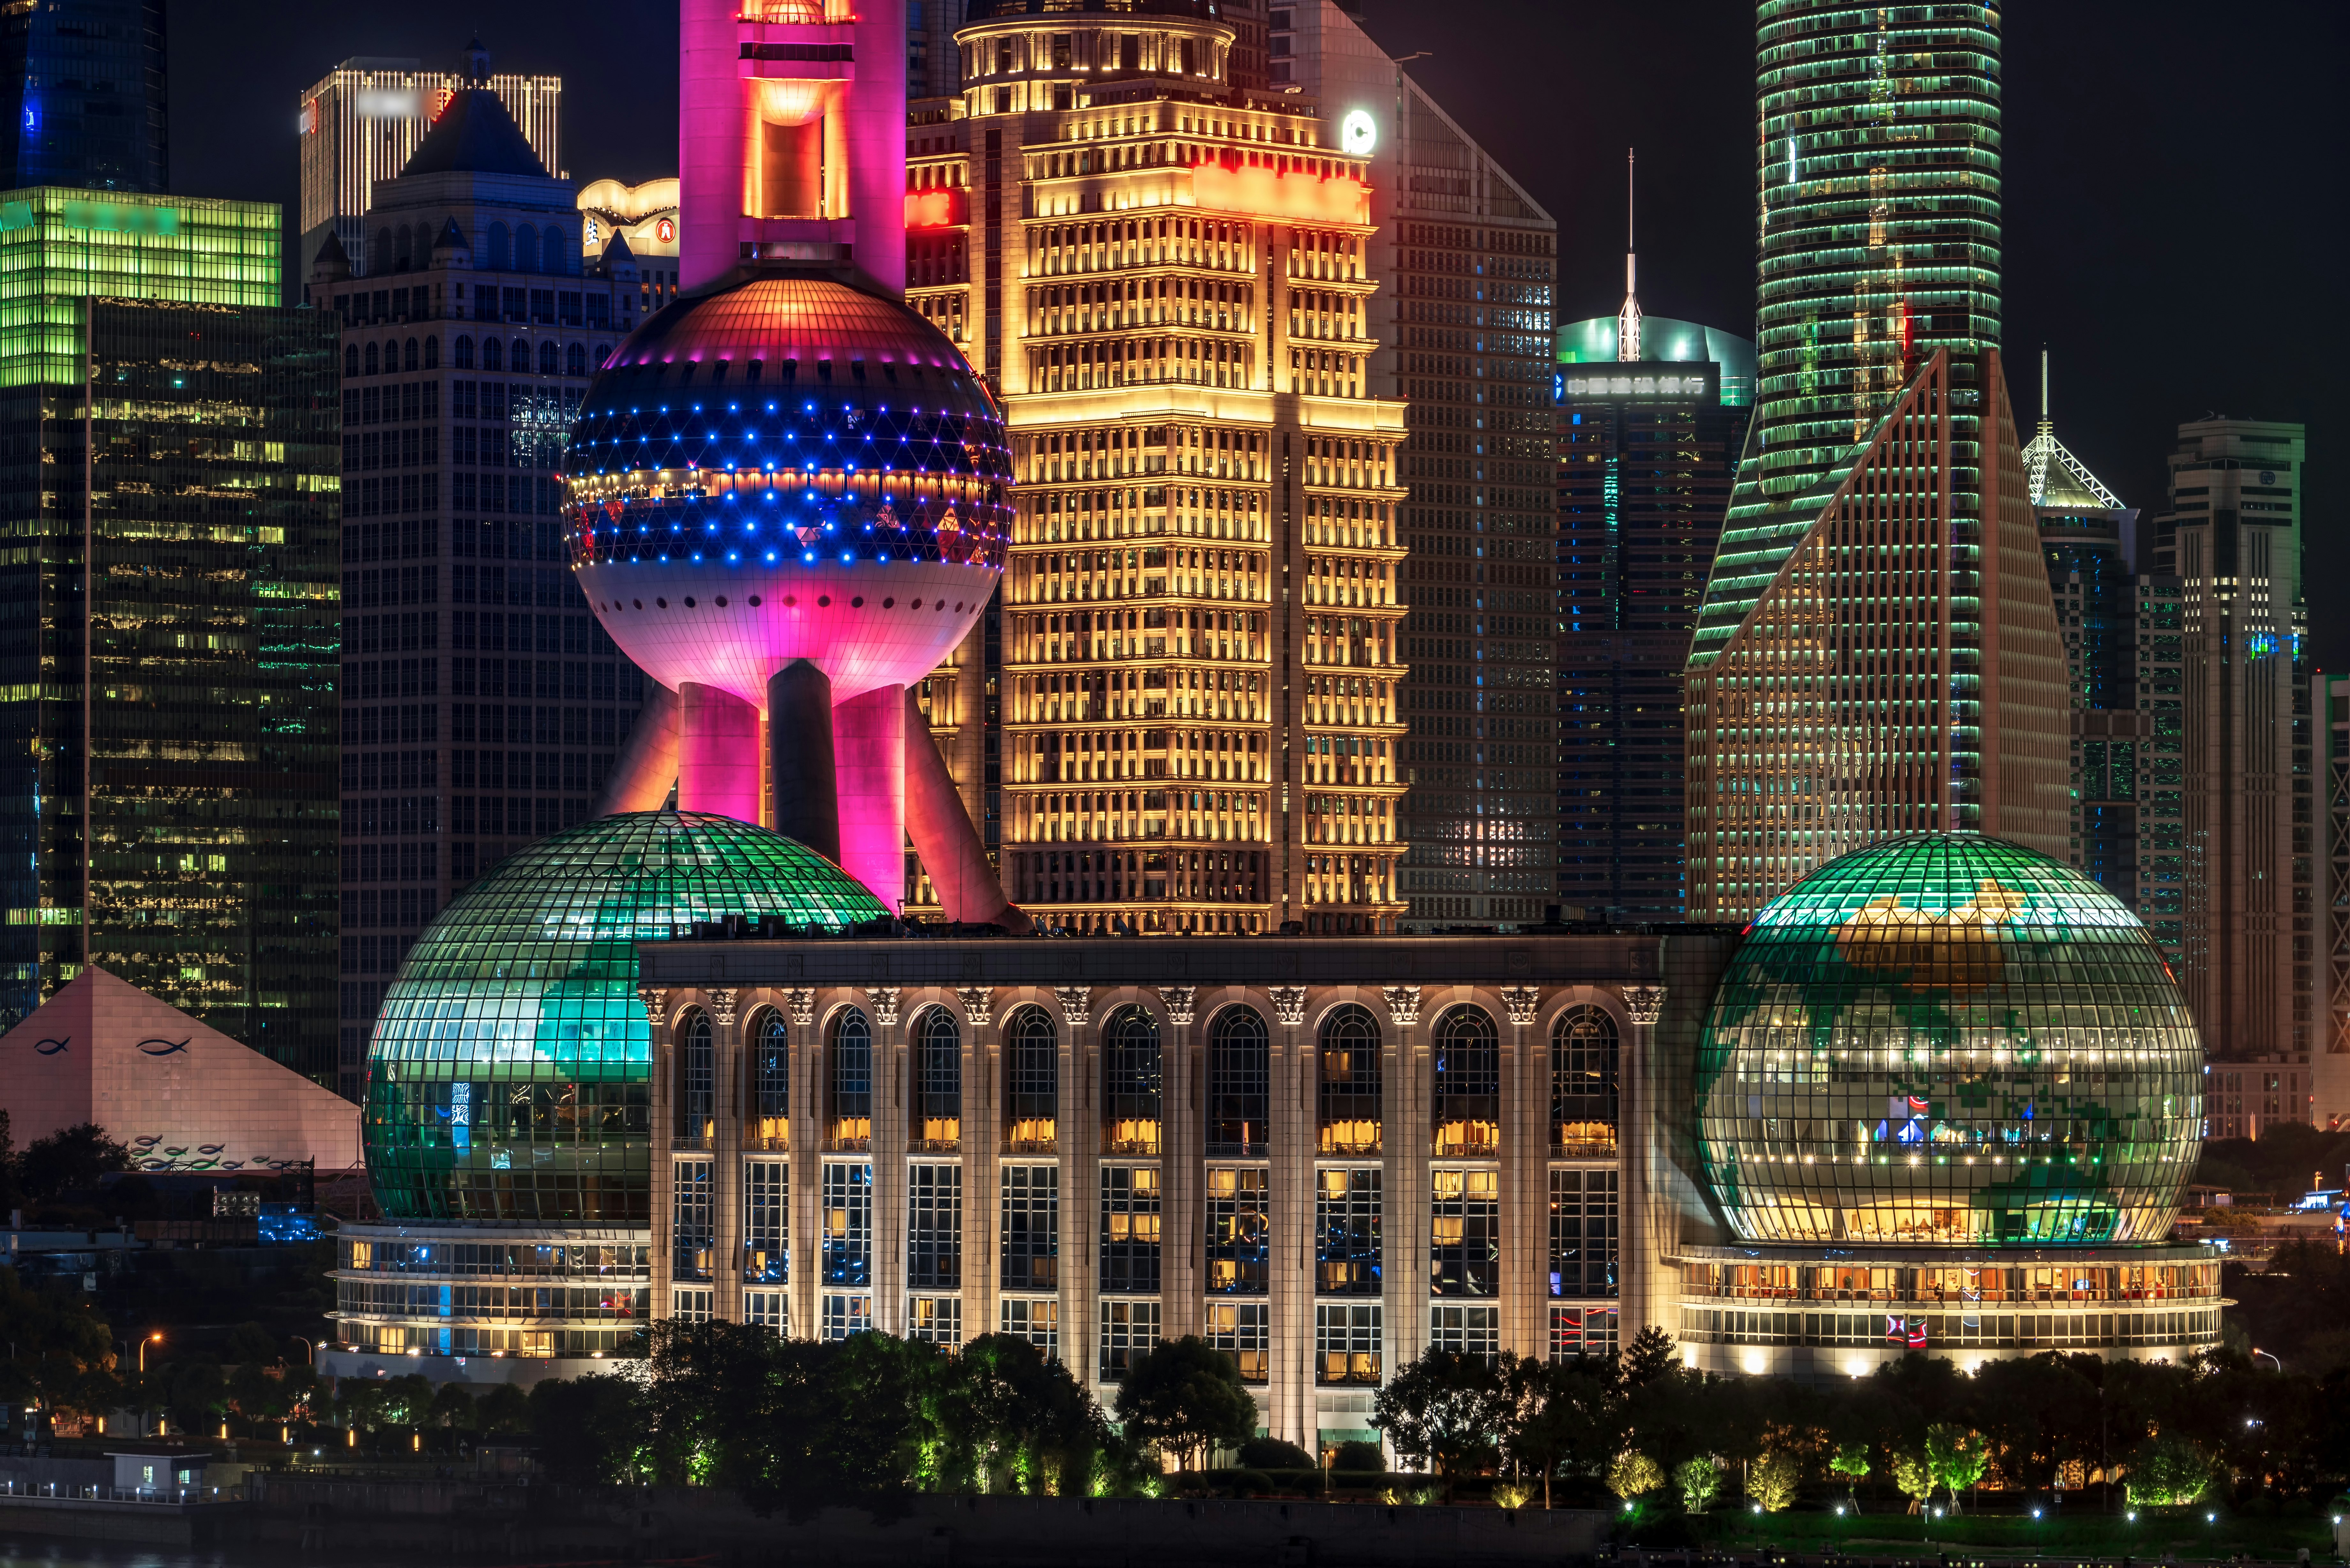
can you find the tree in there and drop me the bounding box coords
[379,1372,436,1430]
[476,1382,530,1435]
[1620,1325,1679,1388]
[167,1361,228,1436]
[1372,1348,1514,1497]
[1674,1455,1722,1513]
[1749,1449,1801,1511]
[2125,1431,2215,1506]
[427,1382,477,1434]
[18,1123,130,1202]
[223,1322,278,1366]
[1891,1449,1934,1516]
[1504,1353,1623,1508]
[1923,1423,1987,1513]
[948,1333,1118,1496]
[1829,1441,1871,1510]
[1114,1336,1257,1473]
[1607,1450,1663,1501]
[528,1374,648,1484]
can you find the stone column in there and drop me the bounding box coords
[1055,985,1093,1383]
[710,987,743,1324]
[1160,986,1199,1341]
[1267,984,1308,1447]
[787,987,819,1339]
[1386,984,1427,1375]
[641,986,674,1319]
[1620,984,1669,1348]
[959,985,997,1346]
[1499,985,1542,1363]
[870,985,904,1335]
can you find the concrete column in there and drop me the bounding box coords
[1501,987,1543,1363]
[1160,988,1199,1341]
[643,985,676,1320]
[677,682,762,822]
[769,660,840,861]
[1055,985,1094,1386]
[591,683,679,817]
[960,986,997,1346]
[836,684,907,908]
[871,986,905,1335]
[1620,984,1669,1346]
[711,988,744,1323]
[1267,986,1309,1448]
[1387,988,1429,1375]
[788,988,820,1339]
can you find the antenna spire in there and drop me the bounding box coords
[1617,147,1642,363]
[2038,346,2051,437]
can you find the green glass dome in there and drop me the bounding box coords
[364,811,888,1223]
[1695,833,2202,1248]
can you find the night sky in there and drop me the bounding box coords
[181,1,2350,669]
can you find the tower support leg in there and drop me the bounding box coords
[676,682,763,823]
[591,683,680,817]
[902,686,1027,930]
[767,660,840,863]
[833,684,906,909]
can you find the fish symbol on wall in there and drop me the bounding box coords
[135,1037,190,1056]
[33,1036,68,1054]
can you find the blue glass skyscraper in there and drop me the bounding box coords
[0,0,167,194]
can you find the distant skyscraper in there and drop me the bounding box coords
[1684,1,2068,922]
[2317,673,2350,1129]
[0,0,167,193]
[0,190,340,1080]
[302,70,647,1096]
[1555,318,1751,922]
[297,43,561,289]
[2152,417,2312,1135]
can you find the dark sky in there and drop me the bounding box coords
[180,1,2350,669]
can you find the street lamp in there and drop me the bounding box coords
[137,1333,162,1374]
[291,1337,315,1365]
[2252,1347,2281,1372]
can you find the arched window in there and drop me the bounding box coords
[751,1008,789,1148]
[516,223,539,273]
[537,340,559,376]
[591,342,611,369]
[827,1006,872,1150]
[423,336,439,369]
[543,224,572,275]
[394,224,412,270]
[487,222,511,271]
[677,1008,715,1144]
[565,341,587,376]
[1316,1002,1381,1154]
[453,335,474,369]
[481,337,503,371]
[343,344,359,378]
[1206,1006,1268,1157]
[1551,1006,1619,1155]
[1101,1004,1161,1155]
[511,338,530,373]
[403,337,419,372]
[1432,1005,1500,1157]
[1003,1003,1058,1152]
[372,227,392,273]
[912,1006,961,1150]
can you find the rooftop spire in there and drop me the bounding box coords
[1617,147,1641,362]
[2039,344,2052,439]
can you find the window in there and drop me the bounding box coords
[744,1290,787,1333]
[907,1163,962,1289]
[1204,1301,1269,1383]
[1002,1297,1059,1361]
[1205,1167,1268,1294]
[1315,1303,1381,1384]
[743,1159,786,1282]
[677,1008,714,1144]
[1317,1003,1381,1153]
[1004,1004,1058,1151]
[1429,1304,1500,1362]
[907,1295,962,1346]
[822,1293,871,1339]
[453,335,474,369]
[1206,1007,1269,1156]
[1316,1166,1381,1294]
[822,1161,872,1286]
[565,341,587,376]
[1102,1004,1162,1154]
[1551,1005,1618,1153]
[672,1159,713,1280]
[1001,1164,1058,1289]
[1432,1006,1499,1156]
[1550,1304,1618,1363]
[752,1009,789,1148]
[1099,1165,1162,1294]
[672,1286,713,1323]
[913,1006,961,1150]
[1099,1299,1160,1381]
[1549,1168,1618,1299]
[828,1007,872,1149]
[1429,1168,1498,1296]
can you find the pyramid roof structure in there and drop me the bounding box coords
[0,968,359,1173]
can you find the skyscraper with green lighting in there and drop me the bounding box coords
[1682,2,2070,922]
[0,188,343,1085]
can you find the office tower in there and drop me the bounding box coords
[2318,674,2350,1129]
[0,0,166,193]
[0,191,340,1080]
[298,43,561,289]
[1554,318,1752,921]
[1267,0,1558,929]
[301,71,647,1097]
[2150,418,2312,1135]
[900,1,1410,937]
[576,177,681,313]
[1682,1,2068,922]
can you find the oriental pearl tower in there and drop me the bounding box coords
[565,0,1022,927]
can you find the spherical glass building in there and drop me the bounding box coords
[328,813,886,1376]
[1678,833,2219,1376]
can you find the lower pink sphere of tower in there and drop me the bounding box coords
[563,271,1012,903]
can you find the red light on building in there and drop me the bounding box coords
[430,87,455,122]
[1193,164,1368,225]
[904,188,964,229]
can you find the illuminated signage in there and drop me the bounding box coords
[904,188,966,229]
[355,86,422,120]
[1560,373,1709,399]
[297,99,318,136]
[656,216,676,245]
[1192,164,1368,225]
[1340,109,1376,156]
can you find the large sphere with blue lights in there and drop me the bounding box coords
[561,271,1010,706]
[1694,833,2202,1248]
[363,811,889,1224]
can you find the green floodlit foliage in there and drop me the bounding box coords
[1696,833,2202,1246]
[363,810,890,1223]
[2125,1431,2216,1507]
